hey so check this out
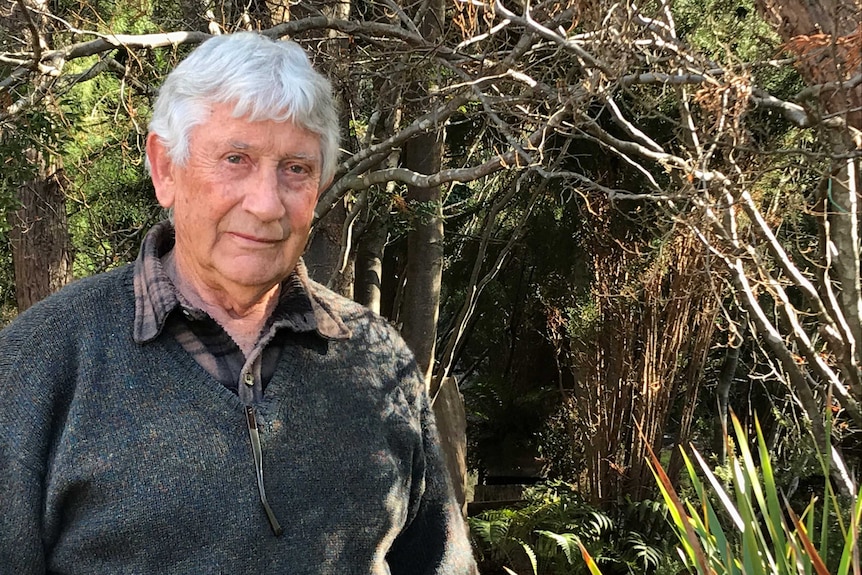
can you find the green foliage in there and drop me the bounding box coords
[56,0,161,35]
[464,373,555,474]
[563,298,600,342]
[0,107,77,312]
[649,413,862,575]
[0,109,76,223]
[0,0,169,286]
[62,69,160,276]
[535,402,582,481]
[469,481,680,575]
[674,0,779,64]
[0,232,16,321]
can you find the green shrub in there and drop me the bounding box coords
[647,413,862,575]
[469,481,680,574]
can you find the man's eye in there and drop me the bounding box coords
[226,154,243,164]
[287,164,308,175]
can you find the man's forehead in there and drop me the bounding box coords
[191,111,321,155]
[198,102,311,134]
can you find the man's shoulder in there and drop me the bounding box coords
[303,277,421,378]
[305,276,389,331]
[1,264,135,340]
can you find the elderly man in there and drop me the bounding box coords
[0,33,477,574]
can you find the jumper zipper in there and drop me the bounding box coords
[245,405,284,536]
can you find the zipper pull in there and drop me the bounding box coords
[245,405,284,536]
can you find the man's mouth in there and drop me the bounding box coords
[230,232,282,245]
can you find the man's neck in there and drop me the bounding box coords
[162,250,280,356]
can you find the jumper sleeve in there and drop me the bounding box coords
[385,362,478,575]
[0,329,50,574]
[0,455,47,574]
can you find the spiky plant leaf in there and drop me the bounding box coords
[784,499,830,575]
[645,441,712,574]
[835,486,862,575]
[753,416,792,573]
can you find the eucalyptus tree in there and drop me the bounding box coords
[0,0,72,312]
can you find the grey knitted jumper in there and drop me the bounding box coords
[0,265,477,574]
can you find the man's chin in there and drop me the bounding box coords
[222,266,291,289]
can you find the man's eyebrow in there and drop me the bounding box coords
[224,142,318,162]
[279,152,320,163]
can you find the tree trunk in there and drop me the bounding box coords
[395,0,469,513]
[399,131,445,384]
[300,0,353,295]
[306,197,353,297]
[754,0,861,129]
[713,339,741,466]
[355,213,387,315]
[398,0,446,387]
[755,0,862,355]
[754,0,861,496]
[432,376,469,516]
[3,0,73,313]
[8,151,72,312]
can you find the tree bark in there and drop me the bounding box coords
[7,150,72,312]
[752,0,861,496]
[400,131,445,384]
[355,212,387,314]
[394,0,469,513]
[754,0,862,357]
[306,197,353,297]
[398,0,446,387]
[754,0,861,129]
[3,0,72,313]
[300,0,353,296]
[432,376,468,515]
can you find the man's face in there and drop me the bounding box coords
[152,103,323,301]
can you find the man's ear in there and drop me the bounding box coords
[147,133,177,209]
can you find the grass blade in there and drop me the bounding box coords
[728,415,777,572]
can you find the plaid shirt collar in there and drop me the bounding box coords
[133,221,350,344]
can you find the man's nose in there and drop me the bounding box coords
[243,167,286,221]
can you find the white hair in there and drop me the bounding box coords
[147,32,340,185]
